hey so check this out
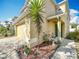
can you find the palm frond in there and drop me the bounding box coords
[27,0,45,34]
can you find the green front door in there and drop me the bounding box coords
[55,23,58,37]
[55,23,63,37]
[61,23,63,37]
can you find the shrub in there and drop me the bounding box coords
[66,31,79,42]
[24,46,31,55]
[43,33,49,42]
[0,25,15,38]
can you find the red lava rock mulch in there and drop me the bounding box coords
[18,41,58,59]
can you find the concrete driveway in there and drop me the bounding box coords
[0,37,20,59]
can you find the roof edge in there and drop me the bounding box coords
[58,0,67,5]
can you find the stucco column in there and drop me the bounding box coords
[25,19,30,48]
[25,18,31,48]
[57,16,62,42]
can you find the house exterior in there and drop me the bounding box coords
[69,24,79,32]
[14,0,70,48]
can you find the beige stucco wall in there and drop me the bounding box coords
[29,19,46,47]
[60,13,69,37]
[47,21,55,36]
[29,21,39,47]
[16,18,26,39]
[61,23,65,37]
[59,1,68,13]
[59,3,66,12]
[16,23,26,39]
[43,0,56,17]
[59,1,70,37]
[15,17,31,47]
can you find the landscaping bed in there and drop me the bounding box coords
[17,41,58,59]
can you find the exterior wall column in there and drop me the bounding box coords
[57,16,62,41]
[25,18,31,48]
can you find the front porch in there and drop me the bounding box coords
[47,16,65,38]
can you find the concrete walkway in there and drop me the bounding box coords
[75,42,79,59]
[51,39,77,59]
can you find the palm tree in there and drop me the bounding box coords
[27,0,45,53]
[27,0,45,44]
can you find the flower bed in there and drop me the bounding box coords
[17,41,58,59]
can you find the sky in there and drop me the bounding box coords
[56,0,79,24]
[0,0,25,21]
[0,0,79,24]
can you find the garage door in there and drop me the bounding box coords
[16,24,26,39]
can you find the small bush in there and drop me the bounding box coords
[66,31,79,42]
[43,33,49,42]
[24,46,31,55]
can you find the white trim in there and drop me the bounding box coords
[47,13,65,20]
[58,0,67,5]
[20,0,29,13]
[51,0,58,5]
[13,12,27,25]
